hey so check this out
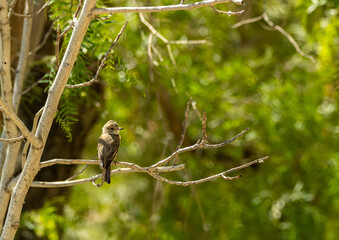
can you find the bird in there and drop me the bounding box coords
[97,120,123,184]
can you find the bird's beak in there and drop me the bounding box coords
[119,127,124,130]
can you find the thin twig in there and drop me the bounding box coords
[221,174,241,180]
[10,0,51,18]
[74,0,84,19]
[231,14,263,29]
[171,99,192,165]
[203,127,249,148]
[92,0,245,15]
[151,44,164,62]
[40,159,99,169]
[59,23,74,38]
[65,21,128,88]
[20,164,185,188]
[139,11,206,66]
[66,164,89,181]
[56,25,61,69]
[39,158,184,171]
[8,0,18,18]
[262,12,316,64]
[177,99,192,150]
[166,44,176,65]
[139,12,168,43]
[202,111,207,142]
[66,154,96,181]
[151,127,249,168]
[148,156,268,186]
[29,25,53,56]
[0,98,42,147]
[191,101,202,120]
[60,0,85,39]
[168,40,207,45]
[148,33,156,80]
[211,6,244,15]
[22,107,44,167]
[188,179,209,235]
[20,79,45,95]
[0,136,25,143]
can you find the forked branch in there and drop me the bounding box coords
[232,12,316,63]
[0,98,41,147]
[7,100,267,189]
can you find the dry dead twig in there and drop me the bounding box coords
[65,21,128,89]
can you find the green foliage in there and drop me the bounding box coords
[21,198,66,240]
[29,0,339,239]
[55,89,79,142]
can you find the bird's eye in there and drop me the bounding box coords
[110,127,113,130]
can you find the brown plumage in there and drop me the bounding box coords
[97,120,123,184]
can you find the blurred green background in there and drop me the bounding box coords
[20,0,339,239]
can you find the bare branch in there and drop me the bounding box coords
[66,164,89,181]
[231,13,316,64]
[138,7,207,66]
[7,0,18,18]
[93,0,244,16]
[151,126,249,168]
[139,12,168,43]
[211,6,244,15]
[7,107,265,194]
[0,98,42,147]
[40,158,184,171]
[20,79,45,95]
[59,23,74,38]
[29,25,53,56]
[166,44,176,65]
[262,12,316,64]
[202,111,207,142]
[171,99,192,165]
[0,136,25,143]
[151,44,164,62]
[147,33,156,81]
[40,159,99,169]
[138,11,177,65]
[22,107,44,167]
[74,0,84,19]
[56,25,61,69]
[13,0,34,113]
[221,174,241,180]
[203,127,249,148]
[65,21,128,89]
[152,139,200,168]
[149,156,268,186]
[168,40,207,45]
[232,14,263,29]
[177,99,192,150]
[25,164,186,188]
[10,0,51,18]
[191,101,202,119]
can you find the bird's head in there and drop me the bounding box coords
[103,120,123,135]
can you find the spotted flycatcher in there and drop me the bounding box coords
[98,120,123,184]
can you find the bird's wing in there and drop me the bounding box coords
[97,138,107,169]
[106,143,120,162]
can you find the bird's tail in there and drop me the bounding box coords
[104,166,111,184]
